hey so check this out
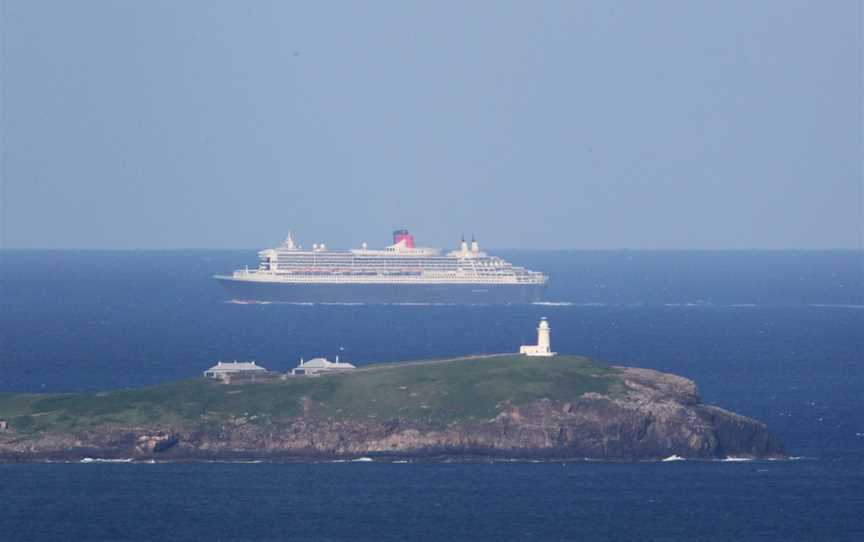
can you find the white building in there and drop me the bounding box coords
[520,317,556,357]
[292,357,357,376]
[203,361,272,382]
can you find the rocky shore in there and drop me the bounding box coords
[0,357,784,462]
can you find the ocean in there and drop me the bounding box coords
[1,250,862,541]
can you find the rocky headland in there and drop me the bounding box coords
[0,355,784,462]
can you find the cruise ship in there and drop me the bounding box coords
[214,229,548,304]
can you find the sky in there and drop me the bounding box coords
[1,0,861,250]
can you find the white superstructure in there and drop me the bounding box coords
[520,318,556,357]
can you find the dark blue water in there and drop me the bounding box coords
[1,250,862,541]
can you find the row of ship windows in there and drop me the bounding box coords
[262,258,510,267]
[263,258,511,265]
[260,270,524,278]
[264,267,517,274]
[267,255,506,264]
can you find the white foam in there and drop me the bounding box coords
[198,459,267,464]
[79,458,134,463]
[351,457,374,462]
[532,301,574,307]
[720,457,753,462]
[661,455,686,462]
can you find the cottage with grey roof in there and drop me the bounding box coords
[203,361,278,384]
[291,357,356,376]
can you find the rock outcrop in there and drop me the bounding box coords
[0,364,784,462]
[135,432,179,454]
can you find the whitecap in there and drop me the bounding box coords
[532,301,574,306]
[661,455,686,462]
[720,457,753,462]
[351,457,374,462]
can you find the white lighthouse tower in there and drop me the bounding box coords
[520,317,556,357]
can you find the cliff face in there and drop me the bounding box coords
[0,362,784,461]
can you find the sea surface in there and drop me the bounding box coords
[1,250,862,541]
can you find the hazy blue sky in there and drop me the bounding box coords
[1,1,861,249]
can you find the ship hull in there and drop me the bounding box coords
[215,277,546,304]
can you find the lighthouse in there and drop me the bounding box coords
[520,317,556,357]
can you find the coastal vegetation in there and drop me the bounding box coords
[0,355,621,433]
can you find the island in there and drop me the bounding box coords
[0,355,784,462]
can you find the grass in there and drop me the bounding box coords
[0,355,624,433]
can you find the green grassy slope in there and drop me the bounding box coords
[0,355,623,433]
